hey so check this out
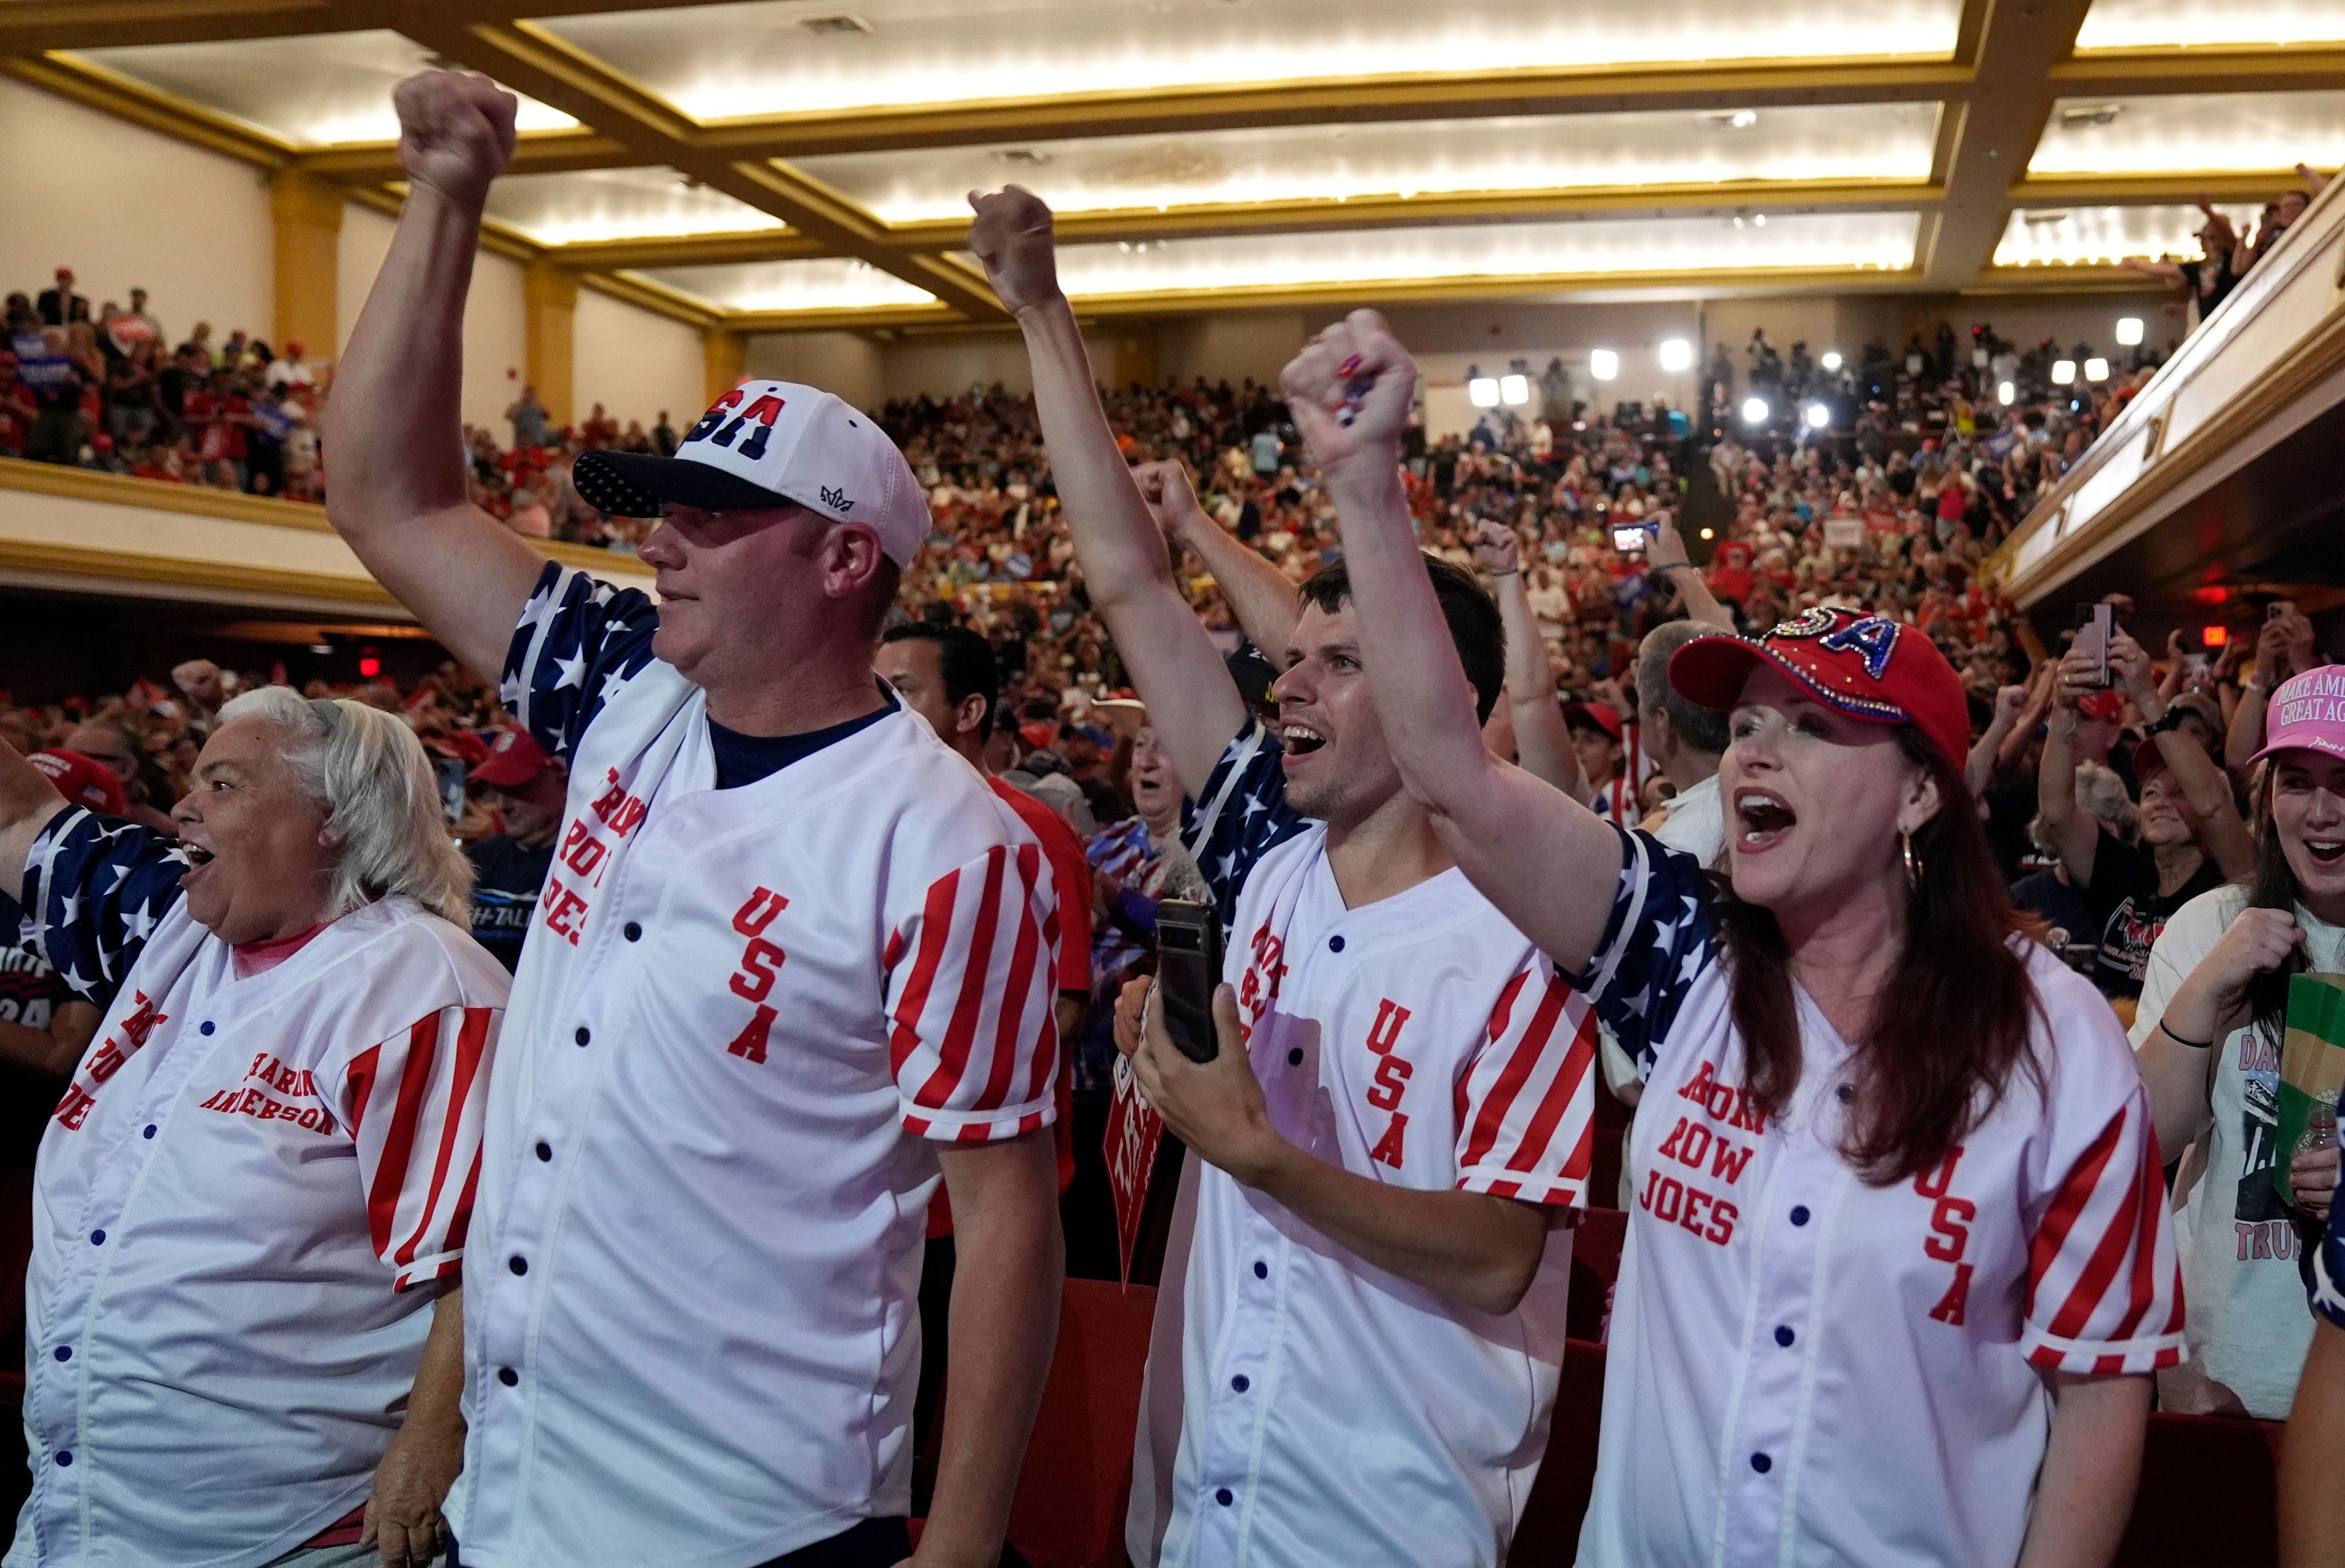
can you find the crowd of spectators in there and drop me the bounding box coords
[2,265,325,497]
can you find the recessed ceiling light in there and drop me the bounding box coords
[2020,209,2073,225]
[1731,109,1759,129]
[2059,103,2125,129]
[797,13,871,35]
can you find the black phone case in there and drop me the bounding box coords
[1155,901,1224,1064]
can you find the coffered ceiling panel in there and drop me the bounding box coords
[482,167,791,245]
[973,211,1922,299]
[2074,0,2345,51]
[1993,202,2261,267]
[2030,91,2345,176]
[634,256,938,310]
[65,31,579,146]
[794,102,1943,225]
[539,0,1965,122]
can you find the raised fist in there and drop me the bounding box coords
[965,186,1062,318]
[1278,309,1417,485]
[1993,683,2030,727]
[1132,459,1201,542]
[1469,518,1521,576]
[2197,905,2305,1015]
[393,70,518,211]
[172,658,225,716]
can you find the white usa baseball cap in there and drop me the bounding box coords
[571,379,928,566]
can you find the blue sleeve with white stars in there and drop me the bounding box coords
[1178,719,1310,935]
[1564,824,1717,1081]
[499,559,662,762]
[17,808,187,1011]
[2313,1175,2345,1330]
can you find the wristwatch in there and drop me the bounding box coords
[2143,706,2189,738]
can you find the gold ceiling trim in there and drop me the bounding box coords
[2010,172,2332,204]
[884,179,1946,250]
[1047,264,1926,318]
[545,231,828,270]
[297,128,640,180]
[7,50,290,167]
[578,268,722,330]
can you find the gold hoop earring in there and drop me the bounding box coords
[1900,828,1922,893]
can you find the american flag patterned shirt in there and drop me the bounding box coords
[7,808,505,1568]
[1573,824,2184,1568]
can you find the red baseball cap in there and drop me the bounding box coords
[1668,605,1972,771]
[1563,700,1624,741]
[471,728,553,789]
[2075,689,2125,723]
[31,749,126,815]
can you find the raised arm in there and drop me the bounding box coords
[0,734,69,910]
[1135,459,1300,662]
[1645,510,1734,631]
[1281,310,1621,970]
[1469,518,1585,800]
[2038,645,2103,890]
[1969,683,2029,798]
[323,71,549,683]
[2114,630,2255,882]
[967,188,1247,796]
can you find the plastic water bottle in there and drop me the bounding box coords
[2300,1097,2338,1160]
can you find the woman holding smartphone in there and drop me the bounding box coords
[1281,310,2181,1568]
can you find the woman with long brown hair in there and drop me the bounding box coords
[1281,310,2181,1568]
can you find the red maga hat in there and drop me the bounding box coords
[1668,605,1972,771]
[471,727,554,789]
[1562,700,1624,741]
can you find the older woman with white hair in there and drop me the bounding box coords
[0,687,507,1568]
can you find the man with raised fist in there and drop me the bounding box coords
[324,70,1064,1568]
[967,185,1594,1568]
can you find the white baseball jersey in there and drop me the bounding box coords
[1572,828,2183,1568]
[1129,724,1594,1568]
[9,810,503,1568]
[451,564,1059,1568]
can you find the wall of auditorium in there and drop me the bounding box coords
[573,288,704,434]
[0,75,272,349]
[1896,292,2184,357]
[745,330,886,413]
[336,201,526,435]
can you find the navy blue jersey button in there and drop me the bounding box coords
[574,1026,591,1046]
[199,1022,215,1036]
[498,1367,519,1387]
[142,1125,156,1139]
[1287,1049,1303,1066]
[1789,1206,1809,1226]
[1751,1453,1772,1473]
[1836,1083,1853,1102]
[54,1451,71,1467]
[536,1141,553,1161]
[89,1230,104,1246]
[1232,1374,1250,1392]
[1775,1325,1795,1347]
[509,1255,528,1275]
[624,922,642,942]
[52,1346,69,1362]
[1252,1260,1268,1279]
[1215,1487,1234,1506]
[1328,935,1345,952]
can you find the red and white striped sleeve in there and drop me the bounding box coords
[2021,1082,2186,1376]
[1452,957,1598,1208]
[338,1004,500,1292]
[884,841,1061,1144]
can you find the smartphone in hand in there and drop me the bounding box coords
[2073,602,2115,688]
[1155,901,1226,1064]
[1612,523,1651,554]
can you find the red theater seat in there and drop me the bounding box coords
[2113,1411,2283,1568]
[1506,1337,1606,1567]
[1565,1209,1625,1343]
[1005,1277,1158,1568]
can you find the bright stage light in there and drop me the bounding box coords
[1499,374,1530,405]
[2052,359,2076,385]
[2084,357,2110,382]
[1820,350,1843,371]
[1997,379,2016,405]
[1657,338,1693,372]
[2115,316,2144,346]
[1802,402,1830,429]
[1589,349,1620,381]
[1468,377,1500,407]
[1741,396,1770,425]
